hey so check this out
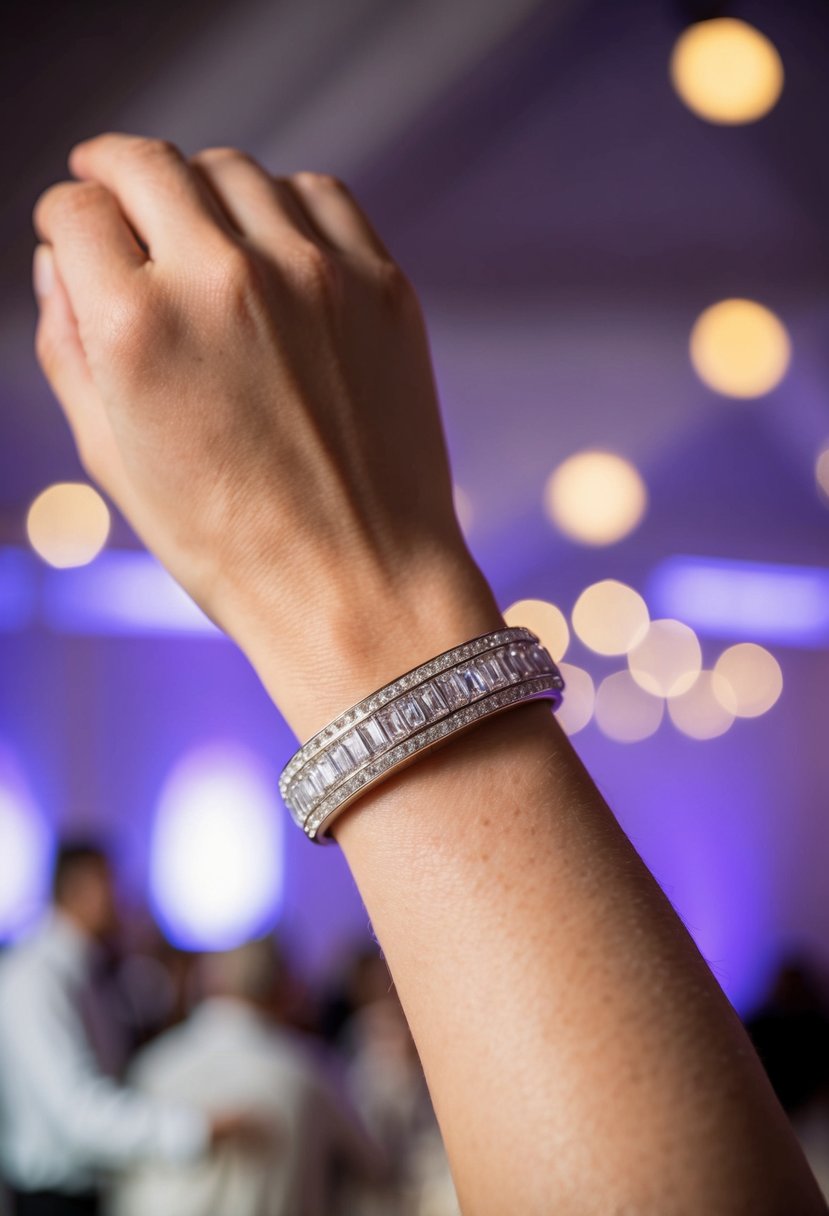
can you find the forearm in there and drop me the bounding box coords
[34,133,824,1216]
[257,588,823,1215]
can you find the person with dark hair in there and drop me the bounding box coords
[50,843,110,904]
[0,842,257,1216]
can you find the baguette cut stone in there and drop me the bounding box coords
[510,646,536,677]
[480,656,508,690]
[501,649,524,679]
[437,670,469,709]
[294,779,313,817]
[495,649,520,682]
[419,682,448,720]
[359,718,388,755]
[378,703,408,742]
[530,644,550,672]
[460,666,488,698]
[343,728,369,765]
[315,755,339,789]
[397,693,427,731]
[329,742,353,777]
[305,769,325,797]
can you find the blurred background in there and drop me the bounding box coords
[1,0,828,1207]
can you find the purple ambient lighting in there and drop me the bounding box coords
[0,549,37,632]
[149,743,285,951]
[0,745,51,939]
[648,556,829,647]
[42,550,220,636]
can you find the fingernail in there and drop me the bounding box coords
[33,245,54,300]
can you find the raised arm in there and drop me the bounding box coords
[32,134,825,1215]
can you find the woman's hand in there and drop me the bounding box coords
[33,134,501,737]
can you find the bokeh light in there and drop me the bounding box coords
[544,451,647,546]
[555,663,594,736]
[595,672,664,743]
[690,299,791,399]
[150,743,284,951]
[27,483,110,569]
[504,598,569,661]
[628,619,702,697]
[714,643,783,718]
[572,580,649,656]
[668,671,736,740]
[670,18,784,125]
[816,444,829,506]
[0,746,50,939]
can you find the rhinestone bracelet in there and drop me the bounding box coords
[279,626,565,842]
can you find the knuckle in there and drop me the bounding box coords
[207,244,262,298]
[130,135,181,164]
[288,242,340,297]
[64,182,110,217]
[35,180,105,227]
[373,257,414,308]
[195,145,253,167]
[293,171,346,193]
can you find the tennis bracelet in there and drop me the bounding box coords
[280,626,565,842]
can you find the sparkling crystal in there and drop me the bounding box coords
[418,682,448,720]
[302,768,321,797]
[474,660,496,691]
[292,781,311,816]
[378,703,408,742]
[329,742,353,777]
[342,728,369,765]
[438,670,469,709]
[509,646,536,677]
[529,644,551,673]
[359,717,388,755]
[315,754,339,789]
[459,666,488,699]
[495,649,521,682]
[397,694,426,731]
[479,656,508,690]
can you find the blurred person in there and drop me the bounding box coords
[746,958,829,1117]
[30,132,829,1213]
[340,960,458,1216]
[747,960,829,1201]
[0,843,250,1216]
[110,938,386,1216]
[319,944,394,1046]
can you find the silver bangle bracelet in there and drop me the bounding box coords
[279,627,565,842]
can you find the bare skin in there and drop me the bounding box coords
[32,134,825,1215]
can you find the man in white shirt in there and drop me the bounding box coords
[0,844,246,1216]
[109,938,387,1216]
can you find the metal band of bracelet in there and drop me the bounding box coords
[279,626,565,842]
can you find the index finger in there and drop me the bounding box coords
[69,132,237,263]
[34,179,147,305]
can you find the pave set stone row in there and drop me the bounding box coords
[280,627,564,841]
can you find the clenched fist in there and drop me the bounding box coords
[33,135,501,737]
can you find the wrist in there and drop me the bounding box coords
[236,556,505,741]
